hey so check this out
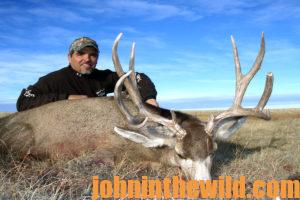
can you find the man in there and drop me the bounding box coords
[17,37,158,111]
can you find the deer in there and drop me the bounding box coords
[0,33,273,180]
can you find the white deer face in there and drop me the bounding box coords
[114,117,215,180]
[170,119,215,180]
[173,153,212,180]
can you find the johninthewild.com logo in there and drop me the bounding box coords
[92,176,299,199]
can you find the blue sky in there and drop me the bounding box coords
[0,0,299,111]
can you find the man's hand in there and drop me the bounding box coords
[146,98,159,107]
[68,95,88,100]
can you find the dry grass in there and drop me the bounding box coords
[0,108,299,199]
[0,112,11,118]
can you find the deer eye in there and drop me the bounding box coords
[208,151,215,157]
[177,153,185,159]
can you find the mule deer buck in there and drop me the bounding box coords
[0,33,273,180]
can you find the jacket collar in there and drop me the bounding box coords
[67,65,94,77]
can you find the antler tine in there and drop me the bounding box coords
[112,33,125,76]
[231,35,242,88]
[112,33,144,109]
[114,70,148,128]
[247,32,265,84]
[215,33,273,121]
[112,33,187,139]
[256,72,273,111]
[112,33,147,128]
[231,32,265,109]
[114,69,186,138]
[129,42,138,90]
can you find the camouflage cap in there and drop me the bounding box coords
[69,37,99,53]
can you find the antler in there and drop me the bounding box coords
[213,33,273,125]
[112,33,187,139]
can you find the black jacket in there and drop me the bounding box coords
[17,66,157,111]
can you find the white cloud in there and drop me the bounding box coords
[100,34,167,50]
[68,0,202,21]
[192,0,254,14]
[36,26,81,47]
[252,1,300,23]
[191,79,234,84]
[115,26,140,34]
[0,50,68,101]
[179,0,300,24]
[28,7,91,22]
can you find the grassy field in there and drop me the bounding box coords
[0,109,299,199]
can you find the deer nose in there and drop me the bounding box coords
[181,158,212,181]
[194,165,212,180]
[193,157,212,180]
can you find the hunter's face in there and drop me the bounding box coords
[68,47,98,74]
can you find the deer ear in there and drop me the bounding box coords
[114,127,166,148]
[214,117,247,140]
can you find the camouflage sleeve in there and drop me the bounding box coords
[16,78,68,112]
